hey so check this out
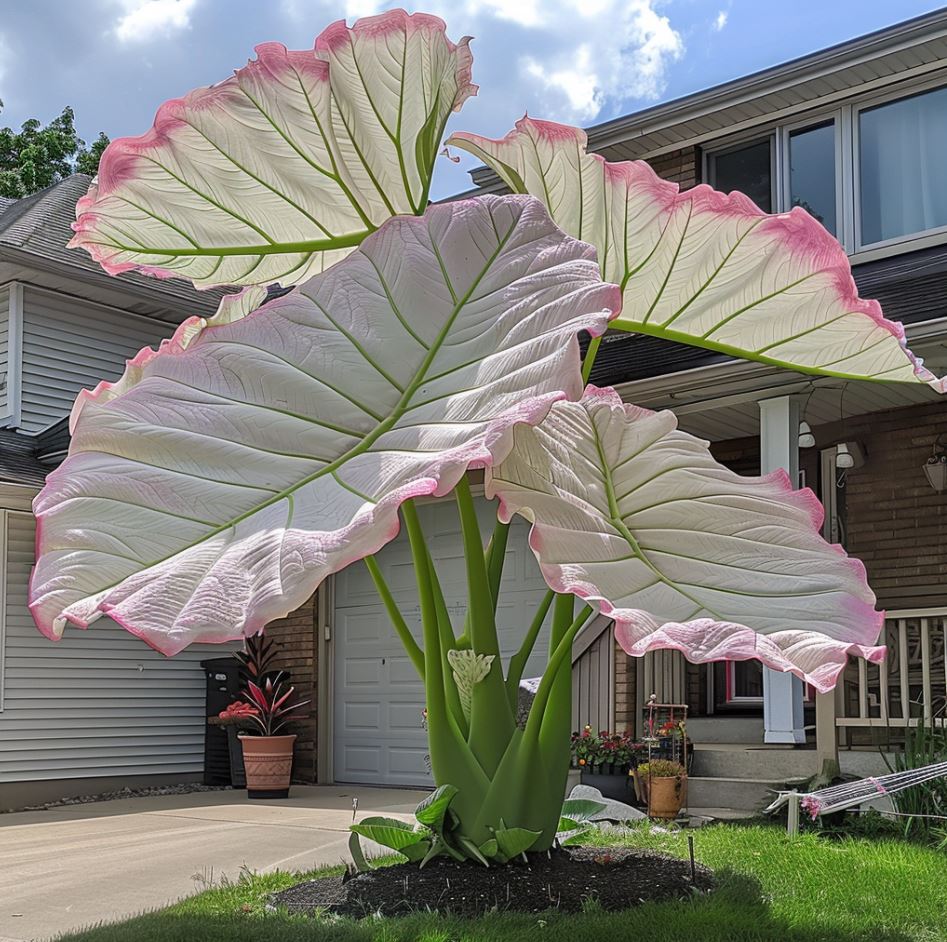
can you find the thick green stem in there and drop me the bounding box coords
[505,589,553,709]
[522,603,594,748]
[426,552,469,739]
[401,501,489,822]
[582,335,602,383]
[454,477,515,776]
[485,519,510,613]
[363,556,424,679]
[541,596,576,754]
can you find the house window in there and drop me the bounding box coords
[707,138,773,212]
[788,120,838,236]
[702,77,947,259]
[857,85,947,248]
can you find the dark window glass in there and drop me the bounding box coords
[711,139,772,212]
[859,85,947,245]
[789,121,837,235]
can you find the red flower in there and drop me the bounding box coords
[219,701,259,720]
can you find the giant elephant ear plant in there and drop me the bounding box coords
[29,9,945,863]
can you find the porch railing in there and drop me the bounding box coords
[835,608,947,738]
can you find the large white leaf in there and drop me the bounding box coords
[31,196,619,654]
[69,10,476,289]
[449,117,945,390]
[486,386,885,692]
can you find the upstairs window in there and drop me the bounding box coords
[709,138,773,213]
[703,78,947,258]
[857,85,947,248]
[788,120,838,237]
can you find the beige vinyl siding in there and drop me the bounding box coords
[0,511,238,782]
[0,287,9,419]
[18,286,174,432]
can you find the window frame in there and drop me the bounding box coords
[780,111,846,245]
[852,80,947,254]
[704,129,778,214]
[700,73,947,263]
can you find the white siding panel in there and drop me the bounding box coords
[0,287,9,419]
[19,287,174,432]
[0,512,238,783]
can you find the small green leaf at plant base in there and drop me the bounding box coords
[350,817,428,852]
[558,816,580,832]
[457,836,491,867]
[414,784,459,831]
[561,798,607,822]
[494,826,542,860]
[400,840,433,863]
[479,838,499,859]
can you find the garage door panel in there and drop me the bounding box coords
[333,499,553,786]
[343,702,381,730]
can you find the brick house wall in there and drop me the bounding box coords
[816,399,947,610]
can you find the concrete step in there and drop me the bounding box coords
[685,716,764,743]
[686,775,779,812]
[691,746,818,780]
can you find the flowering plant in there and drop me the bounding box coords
[28,9,940,863]
[571,726,643,770]
[218,700,260,721]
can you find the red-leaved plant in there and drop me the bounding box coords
[240,676,310,736]
[221,634,310,736]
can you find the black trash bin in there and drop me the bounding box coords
[201,657,246,787]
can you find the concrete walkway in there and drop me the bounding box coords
[0,784,426,942]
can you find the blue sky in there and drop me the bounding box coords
[0,0,942,198]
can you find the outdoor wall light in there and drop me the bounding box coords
[923,433,947,493]
[835,441,865,470]
[798,421,815,449]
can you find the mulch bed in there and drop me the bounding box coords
[271,846,714,918]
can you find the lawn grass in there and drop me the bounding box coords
[55,822,947,942]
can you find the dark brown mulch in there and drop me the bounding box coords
[270,846,714,918]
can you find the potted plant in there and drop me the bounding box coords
[635,759,687,819]
[219,636,310,799]
[571,727,643,801]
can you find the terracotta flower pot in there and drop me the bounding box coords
[239,734,296,799]
[644,774,687,819]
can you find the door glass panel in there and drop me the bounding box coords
[789,121,837,235]
[711,138,772,212]
[859,85,947,245]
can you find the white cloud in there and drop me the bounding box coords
[342,1,684,125]
[113,0,198,43]
[713,10,729,31]
[0,33,8,86]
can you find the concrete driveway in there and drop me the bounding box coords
[0,784,426,942]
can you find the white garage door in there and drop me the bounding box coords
[333,498,551,786]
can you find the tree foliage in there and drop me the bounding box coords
[0,101,109,199]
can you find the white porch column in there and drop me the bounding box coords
[759,396,806,745]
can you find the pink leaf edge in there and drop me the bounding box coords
[68,8,477,282]
[32,197,620,655]
[451,115,945,393]
[490,385,887,694]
